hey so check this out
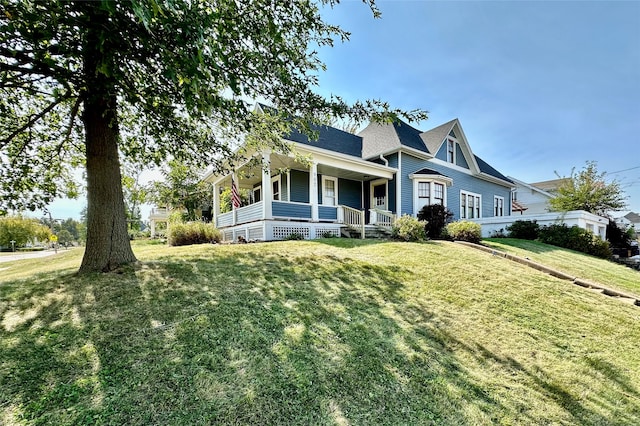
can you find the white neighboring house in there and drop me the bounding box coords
[508,177,559,215]
[614,212,640,237]
[472,177,609,240]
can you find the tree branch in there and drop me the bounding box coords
[1,91,73,147]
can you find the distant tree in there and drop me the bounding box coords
[147,160,210,221]
[57,229,74,247]
[122,163,148,231]
[1,0,427,273]
[0,216,51,248]
[549,162,626,216]
[219,187,251,214]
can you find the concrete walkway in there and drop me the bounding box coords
[0,249,70,264]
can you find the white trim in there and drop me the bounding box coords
[253,185,262,203]
[262,151,273,220]
[271,175,281,201]
[446,138,456,164]
[292,143,396,179]
[370,178,388,211]
[321,175,339,206]
[408,172,454,186]
[507,176,554,197]
[365,146,432,162]
[460,190,482,219]
[396,151,402,216]
[310,161,319,222]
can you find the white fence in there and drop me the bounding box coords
[471,210,608,240]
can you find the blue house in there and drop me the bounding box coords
[205,106,514,241]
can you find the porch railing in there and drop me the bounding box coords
[370,209,396,229]
[339,205,365,239]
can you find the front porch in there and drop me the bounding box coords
[205,148,398,241]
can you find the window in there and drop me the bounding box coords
[322,176,338,206]
[418,182,431,199]
[271,176,280,201]
[412,178,449,215]
[447,139,455,163]
[252,185,261,203]
[460,191,482,219]
[494,196,504,217]
[434,183,444,205]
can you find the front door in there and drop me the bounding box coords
[370,179,387,211]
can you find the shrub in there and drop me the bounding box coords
[391,215,427,242]
[506,220,539,240]
[446,220,482,244]
[169,221,221,246]
[284,233,304,241]
[538,224,611,259]
[417,204,454,239]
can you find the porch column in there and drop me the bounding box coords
[212,182,220,227]
[262,151,273,220]
[310,161,319,222]
[150,219,156,238]
[231,171,238,226]
[396,151,402,216]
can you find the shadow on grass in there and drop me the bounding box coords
[1,249,638,424]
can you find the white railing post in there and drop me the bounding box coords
[212,182,219,226]
[337,205,344,223]
[360,210,365,239]
[310,161,319,222]
[262,151,273,220]
[369,209,377,225]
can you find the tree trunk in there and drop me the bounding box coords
[78,6,136,273]
[79,94,137,273]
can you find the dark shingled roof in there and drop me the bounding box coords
[255,103,363,158]
[286,124,363,158]
[411,168,447,177]
[474,155,512,183]
[392,120,428,153]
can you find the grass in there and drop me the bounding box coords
[483,238,640,298]
[1,239,639,425]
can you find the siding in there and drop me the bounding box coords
[289,169,309,203]
[455,144,469,169]
[338,178,362,209]
[272,201,311,219]
[400,153,511,219]
[435,142,447,161]
[319,206,338,220]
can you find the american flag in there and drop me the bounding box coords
[231,176,241,209]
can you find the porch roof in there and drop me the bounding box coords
[207,143,397,188]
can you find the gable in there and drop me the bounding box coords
[359,119,427,158]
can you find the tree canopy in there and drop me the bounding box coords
[1,0,427,272]
[549,161,627,217]
[0,215,50,248]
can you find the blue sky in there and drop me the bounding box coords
[39,0,640,220]
[317,0,640,213]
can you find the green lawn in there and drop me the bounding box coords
[1,239,639,425]
[483,238,640,298]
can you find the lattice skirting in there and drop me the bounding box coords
[219,221,342,242]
